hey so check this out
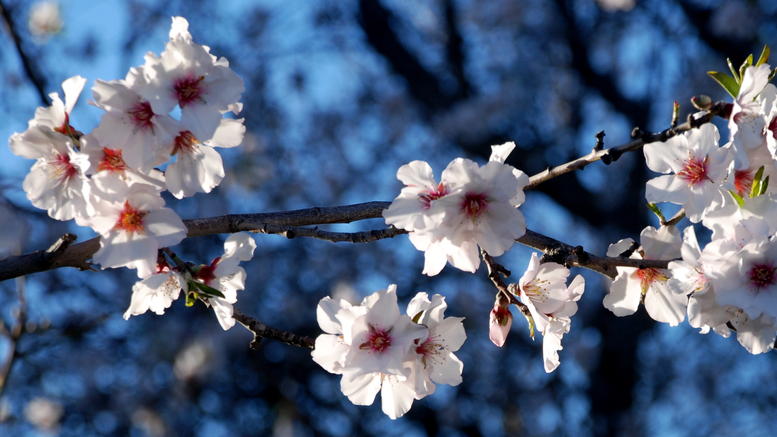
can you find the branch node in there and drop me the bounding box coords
[593,130,605,151]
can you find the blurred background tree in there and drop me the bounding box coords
[1,0,776,435]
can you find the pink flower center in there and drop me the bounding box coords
[769,116,777,140]
[748,263,776,290]
[414,336,444,368]
[114,201,147,234]
[54,113,78,138]
[173,75,206,107]
[195,257,221,286]
[734,169,754,196]
[173,131,198,155]
[97,148,126,173]
[677,156,710,186]
[128,101,155,129]
[418,182,447,209]
[461,192,489,219]
[633,268,668,293]
[359,325,392,353]
[53,153,77,181]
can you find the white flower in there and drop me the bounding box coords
[384,142,529,276]
[705,237,777,321]
[517,253,585,372]
[123,261,184,319]
[312,285,428,419]
[603,226,687,325]
[80,133,166,190]
[91,75,178,171]
[729,64,772,168]
[136,16,244,141]
[191,232,256,330]
[404,292,465,399]
[89,178,187,277]
[165,118,245,198]
[643,123,732,222]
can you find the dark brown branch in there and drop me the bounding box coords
[252,224,407,243]
[233,310,315,350]
[0,0,48,106]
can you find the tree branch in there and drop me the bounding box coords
[233,310,315,350]
[526,103,727,189]
[0,101,722,283]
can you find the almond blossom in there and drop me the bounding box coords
[643,123,732,222]
[383,142,529,276]
[602,226,687,325]
[729,64,772,168]
[123,258,184,319]
[91,74,178,171]
[9,76,93,224]
[164,118,245,198]
[89,178,186,278]
[517,253,585,372]
[136,17,244,141]
[312,285,468,419]
[404,292,465,400]
[189,232,256,330]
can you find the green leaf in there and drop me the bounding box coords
[707,71,740,98]
[761,176,770,196]
[188,280,226,299]
[647,202,666,223]
[750,166,765,198]
[756,45,771,67]
[727,58,740,82]
[728,190,745,208]
[739,54,754,80]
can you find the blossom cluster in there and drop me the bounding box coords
[489,254,585,373]
[602,60,777,354]
[312,285,465,419]
[383,142,529,276]
[8,17,247,328]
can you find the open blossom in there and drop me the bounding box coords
[643,123,732,222]
[705,236,777,321]
[603,226,687,326]
[136,17,244,141]
[80,133,166,192]
[312,285,465,419]
[9,76,93,224]
[165,118,245,198]
[91,73,178,171]
[89,177,186,278]
[384,142,529,276]
[729,64,772,168]
[517,253,585,372]
[123,259,184,319]
[404,292,465,400]
[191,232,256,330]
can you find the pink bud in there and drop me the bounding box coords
[489,297,512,347]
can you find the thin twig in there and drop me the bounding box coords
[233,310,315,350]
[526,103,727,189]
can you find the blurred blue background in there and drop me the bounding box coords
[1,0,777,435]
